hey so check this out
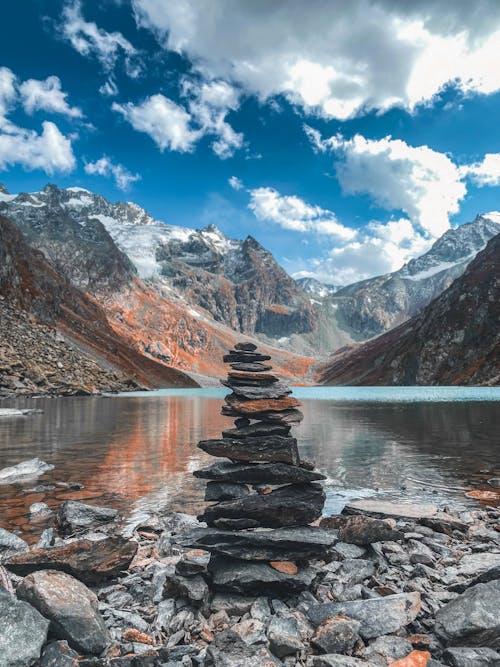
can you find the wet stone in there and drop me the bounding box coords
[56,500,118,535]
[198,435,300,465]
[222,421,291,439]
[194,460,326,485]
[205,481,250,501]
[222,381,291,399]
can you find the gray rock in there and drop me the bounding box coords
[206,629,281,666]
[307,592,421,639]
[198,436,300,465]
[17,569,109,654]
[311,615,361,654]
[267,614,304,657]
[435,580,500,649]
[205,482,250,501]
[334,542,367,559]
[0,587,49,667]
[30,502,52,516]
[200,483,325,529]
[35,528,56,549]
[194,460,325,484]
[56,500,118,534]
[0,458,54,485]
[312,656,379,666]
[443,647,500,666]
[321,514,403,545]
[362,635,413,665]
[180,525,337,561]
[222,381,291,400]
[231,618,267,645]
[343,500,439,520]
[210,594,255,616]
[164,572,209,605]
[457,553,500,577]
[210,556,319,595]
[222,421,290,439]
[176,549,210,577]
[488,479,500,489]
[39,640,79,667]
[0,527,28,558]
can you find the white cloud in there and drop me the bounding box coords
[61,0,140,76]
[131,0,500,119]
[0,120,76,174]
[247,186,356,240]
[19,76,82,118]
[228,175,243,191]
[112,94,199,152]
[84,155,140,190]
[0,67,16,117]
[309,130,466,237]
[461,153,500,187]
[99,79,119,97]
[113,79,243,158]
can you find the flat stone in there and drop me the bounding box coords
[0,587,49,667]
[229,362,273,372]
[223,395,301,415]
[223,352,272,363]
[180,526,337,561]
[434,580,500,649]
[343,500,439,520]
[307,592,421,639]
[267,614,304,657]
[198,435,300,465]
[17,569,109,655]
[0,457,54,485]
[200,483,325,528]
[234,342,258,352]
[194,461,326,484]
[223,382,291,400]
[311,615,361,654]
[206,629,281,666]
[227,371,279,383]
[442,646,500,666]
[222,421,291,439]
[205,481,250,501]
[56,500,118,534]
[6,536,137,583]
[175,549,210,577]
[210,594,255,615]
[39,640,79,667]
[209,556,319,595]
[320,514,403,545]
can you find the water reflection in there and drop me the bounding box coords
[0,391,498,539]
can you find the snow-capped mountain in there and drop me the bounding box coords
[295,277,340,298]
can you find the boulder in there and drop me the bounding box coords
[267,614,304,657]
[198,435,300,465]
[307,592,421,639]
[6,536,137,583]
[0,527,29,559]
[442,646,500,666]
[205,481,250,501]
[311,615,361,654]
[434,580,500,649]
[0,458,54,485]
[320,514,403,545]
[209,556,319,595]
[56,500,118,534]
[206,629,281,666]
[180,525,337,561]
[194,460,325,485]
[0,587,49,667]
[16,569,109,654]
[200,483,326,529]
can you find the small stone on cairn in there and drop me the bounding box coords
[183,342,335,596]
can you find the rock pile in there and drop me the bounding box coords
[185,342,332,595]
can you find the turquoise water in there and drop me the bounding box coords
[0,386,498,539]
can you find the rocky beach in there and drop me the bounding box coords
[0,345,499,667]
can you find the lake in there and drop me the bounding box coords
[0,386,499,540]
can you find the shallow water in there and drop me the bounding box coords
[0,387,499,540]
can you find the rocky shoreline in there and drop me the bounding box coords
[0,494,499,667]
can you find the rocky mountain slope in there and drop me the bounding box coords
[295,277,340,298]
[330,214,500,339]
[0,215,197,395]
[319,233,500,386]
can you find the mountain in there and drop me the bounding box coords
[295,277,340,298]
[319,233,500,386]
[329,215,500,340]
[0,215,197,395]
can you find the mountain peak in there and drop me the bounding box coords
[0,183,9,195]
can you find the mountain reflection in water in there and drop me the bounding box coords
[0,389,498,540]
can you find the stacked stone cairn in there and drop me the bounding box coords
[182,342,337,596]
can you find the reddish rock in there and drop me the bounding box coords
[389,650,431,666]
[224,396,301,415]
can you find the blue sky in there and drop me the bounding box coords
[1,0,500,284]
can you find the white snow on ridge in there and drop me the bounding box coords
[401,257,473,281]
[483,211,500,224]
[0,192,16,203]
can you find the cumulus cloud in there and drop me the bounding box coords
[112,94,199,152]
[308,129,466,237]
[0,67,16,117]
[0,120,76,174]
[84,155,140,190]
[113,78,243,158]
[19,76,82,118]
[461,153,500,187]
[61,0,140,76]
[247,186,356,240]
[131,0,500,119]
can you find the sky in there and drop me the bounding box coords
[1,0,500,285]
